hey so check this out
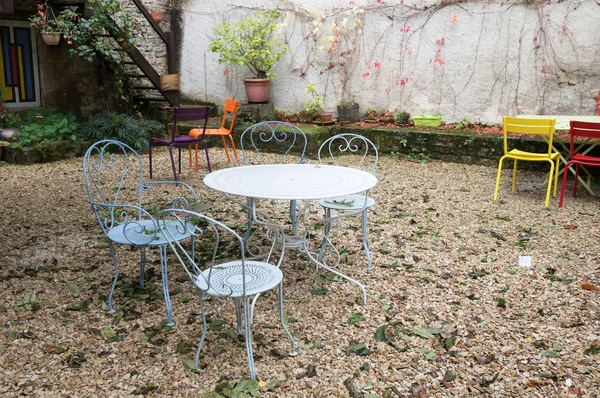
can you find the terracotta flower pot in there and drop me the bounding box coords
[243,78,271,103]
[151,10,163,24]
[319,112,334,122]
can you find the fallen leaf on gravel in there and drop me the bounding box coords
[44,343,67,354]
[474,354,495,364]
[563,224,578,230]
[561,319,585,328]
[580,282,599,291]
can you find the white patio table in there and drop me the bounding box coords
[203,163,378,303]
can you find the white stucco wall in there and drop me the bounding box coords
[179,0,600,124]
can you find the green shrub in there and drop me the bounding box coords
[79,110,164,151]
[0,110,21,128]
[17,109,78,146]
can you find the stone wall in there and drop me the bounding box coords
[178,0,600,125]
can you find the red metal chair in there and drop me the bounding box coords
[149,106,211,180]
[559,120,600,207]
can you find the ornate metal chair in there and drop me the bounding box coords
[239,121,309,242]
[149,106,211,181]
[157,208,296,380]
[316,133,378,270]
[82,140,198,326]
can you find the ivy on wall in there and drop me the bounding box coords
[187,0,600,122]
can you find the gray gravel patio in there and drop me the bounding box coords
[0,147,599,397]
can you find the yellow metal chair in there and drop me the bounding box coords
[493,117,560,207]
[188,98,240,170]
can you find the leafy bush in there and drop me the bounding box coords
[79,111,164,151]
[0,110,22,129]
[17,109,78,146]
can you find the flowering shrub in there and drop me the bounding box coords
[28,1,77,35]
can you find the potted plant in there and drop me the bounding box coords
[337,93,360,122]
[301,82,333,123]
[413,114,443,128]
[28,1,76,45]
[209,10,289,103]
[395,110,411,126]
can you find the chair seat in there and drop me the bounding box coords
[193,260,283,298]
[571,153,600,165]
[107,219,194,246]
[151,135,199,145]
[190,127,229,138]
[507,149,559,160]
[318,194,376,210]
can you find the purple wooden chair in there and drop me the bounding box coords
[149,106,211,180]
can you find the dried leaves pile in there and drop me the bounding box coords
[0,149,599,397]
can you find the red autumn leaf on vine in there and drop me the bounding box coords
[362,72,370,79]
[434,58,445,66]
[400,77,408,86]
[407,50,413,56]
[223,69,231,76]
[541,65,552,74]
[374,60,381,68]
[450,15,457,24]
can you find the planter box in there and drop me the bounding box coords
[413,115,442,128]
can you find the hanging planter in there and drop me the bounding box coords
[29,1,75,46]
[40,31,61,45]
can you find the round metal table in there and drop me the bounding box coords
[204,163,378,304]
[203,163,377,200]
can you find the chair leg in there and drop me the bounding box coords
[178,146,182,175]
[544,160,554,207]
[221,136,232,163]
[559,160,572,208]
[512,159,518,191]
[148,142,154,179]
[235,298,243,335]
[553,156,559,197]
[106,241,119,314]
[194,293,209,366]
[362,208,372,270]
[243,298,257,380]
[159,245,174,326]
[168,146,178,181]
[493,156,506,201]
[228,135,240,166]
[574,164,580,198]
[290,200,297,235]
[203,141,212,173]
[318,207,332,264]
[139,247,146,287]
[279,283,297,357]
[243,198,255,248]
[188,145,193,168]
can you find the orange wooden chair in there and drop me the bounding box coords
[188,98,240,170]
[559,120,600,207]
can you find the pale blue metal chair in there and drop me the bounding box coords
[82,140,198,326]
[157,208,296,380]
[238,121,309,243]
[317,134,378,270]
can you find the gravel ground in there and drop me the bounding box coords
[0,147,599,397]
